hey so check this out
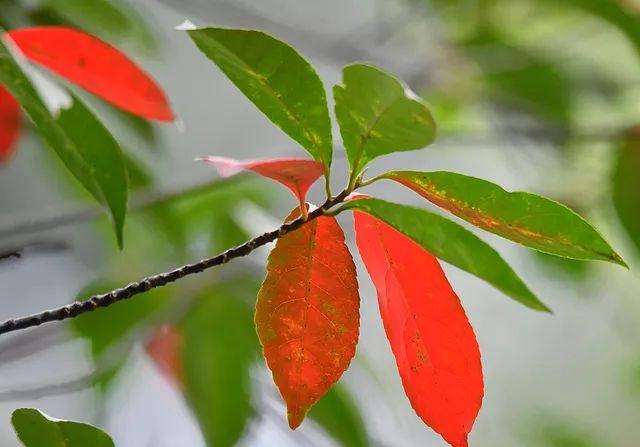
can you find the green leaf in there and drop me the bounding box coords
[381,171,625,265]
[182,283,258,447]
[187,28,333,170]
[333,64,436,183]
[612,135,640,257]
[0,39,129,247]
[308,384,368,447]
[339,198,549,311]
[12,408,114,447]
[57,96,129,247]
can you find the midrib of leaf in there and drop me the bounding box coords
[206,37,325,161]
[349,95,403,185]
[293,219,317,405]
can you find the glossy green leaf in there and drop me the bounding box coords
[612,135,640,257]
[308,384,368,447]
[188,27,333,169]
[12,408,114,447]
[339,198,548,311]
[182,283,258,447]
[333,64,436,182]
[0,38,128,247]
[381,171,625,265]
[57,96,129,247]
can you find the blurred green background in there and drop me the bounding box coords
[0,0,639,446]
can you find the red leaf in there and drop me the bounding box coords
[7,26,174,121]
[0,84,21,164]
[198,156,324,204]
[146,325,184,387]
[256,205,360,429]
[354,211,483,447]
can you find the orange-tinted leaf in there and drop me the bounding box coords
[7,26,174,121]
[354,211,483,447]
[0,84,21,164]
[198,156,324,203]
[256,206,360,429]
[146,325,184,387]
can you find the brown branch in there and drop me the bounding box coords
[0,188,350,336]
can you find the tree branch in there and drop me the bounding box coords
[0,188,350,336]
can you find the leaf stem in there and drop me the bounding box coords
[0,188,351,336]
[356,173,384,188]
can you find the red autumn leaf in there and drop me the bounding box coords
[0,84,21,164]
[198,156,324,204]
[255,205,360,429]
[354,210,483,447]
[146,325,184,387]
[7,26,174,121]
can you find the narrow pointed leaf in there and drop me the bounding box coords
[187,28,333,169]
[12,409,114,447]
[57,96,128,247]
[7,26,173,121]
[0,38,129,247]
[308,384,369,447]
[256,206,360,429]
[334,64,436,179]
[198,156,323,203]
[0,83,20,164]
[354,211,483,447]
[182,286,259,447]
[381,171,625,265]
[339,198,548,311]
[613,133,640,256]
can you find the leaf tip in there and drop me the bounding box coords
[287,407,305,430]
[611,252,629,269]
[539,303,554,314]
[529,297,553,314]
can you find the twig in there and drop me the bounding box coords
[0,188,350,336]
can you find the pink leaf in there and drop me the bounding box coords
[198,156,324,204]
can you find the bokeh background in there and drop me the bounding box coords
[1,0,640,446]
